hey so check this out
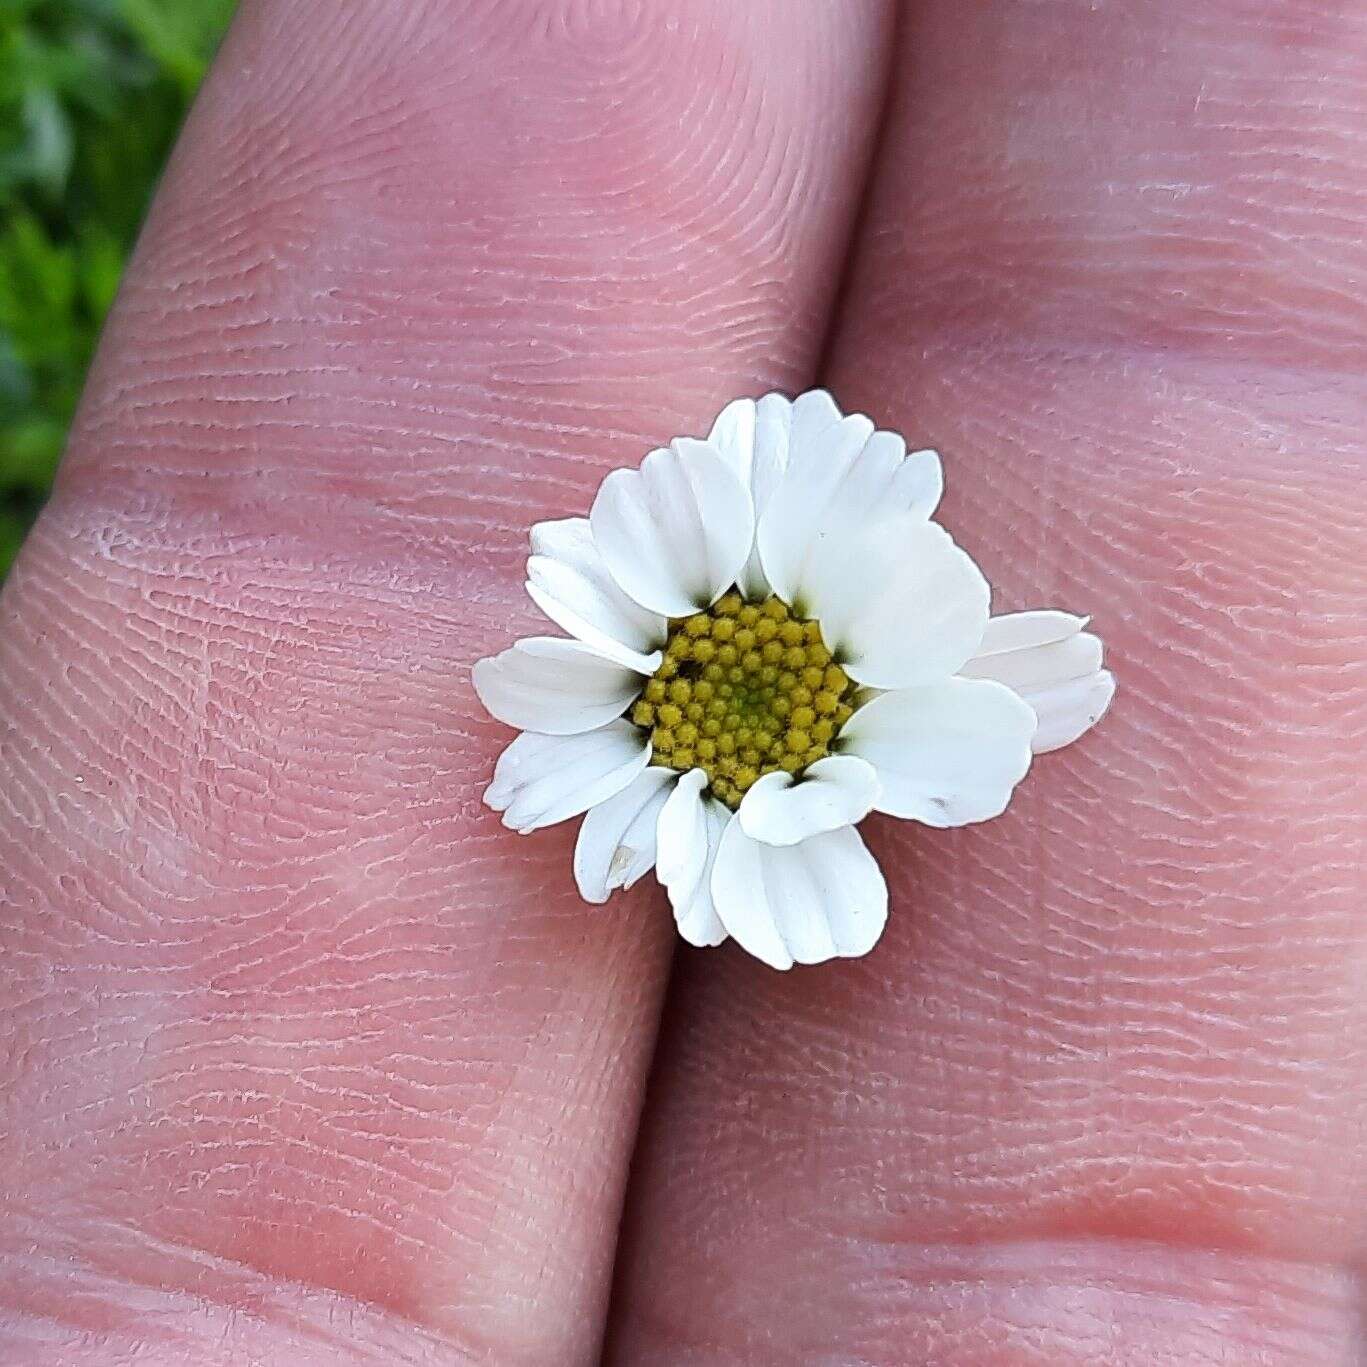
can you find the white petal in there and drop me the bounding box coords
[485,721,650,834]
[804,517,991,690]
[837,677,1036,828]
[590,438,755,617]
[973,609,1089,658]
[901,449,945,518]
[749,394,796,514]
[706,397,757,481]
[573,767,676,903]
[961,631,1102,691]
[526,517,665,673]
[787,387,845,454]
[711,819,888,970]
[655,769,729,947]
[960,610,1115,753]
[1019,670,1117,754]
[756,409,873,605]
[473,637,644,735]
[737,755,880,847]
[709,392,797,600]
[756,392,943,608]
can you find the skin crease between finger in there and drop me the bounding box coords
[606,2,1367,1364]
[0,1,895,1363]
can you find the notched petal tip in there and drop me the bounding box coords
[711,820,889,970]
[1024,666,1117,754]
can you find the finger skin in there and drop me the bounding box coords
[0,1,891,1362]
[608,2,1367,1362]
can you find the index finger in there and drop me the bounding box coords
[0,2,891,1361]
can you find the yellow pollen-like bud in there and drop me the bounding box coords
[635,593,856,808]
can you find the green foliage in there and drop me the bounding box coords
[0,0,234,580]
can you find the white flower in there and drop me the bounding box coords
[473,390,1115,970]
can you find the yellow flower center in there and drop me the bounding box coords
[629,591,856,810]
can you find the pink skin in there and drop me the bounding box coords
[607,3,1367,1363]
[1,1,1363,1364]
[0,2,890,1361]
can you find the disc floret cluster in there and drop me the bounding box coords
[630,591,856,809]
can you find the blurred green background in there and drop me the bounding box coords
[0,0,235,580]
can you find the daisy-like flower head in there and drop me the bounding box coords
[474,391,1115,970]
